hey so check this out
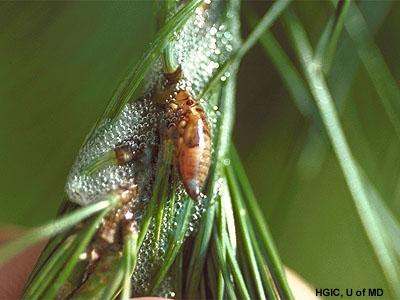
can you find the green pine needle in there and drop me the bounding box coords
[0,198,116,266]
[315,0,351,73]
[344,1,400,141]
[284,9,400,297]
[87,0,203,140]
[3,1,398,299]
[201,0,292,98]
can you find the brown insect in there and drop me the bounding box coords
[166,89,212,200]
[114,144,141,165]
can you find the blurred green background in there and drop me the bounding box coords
[1,1,399,297]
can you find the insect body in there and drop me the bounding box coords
[114,144,142,165]
[167,89,212,199]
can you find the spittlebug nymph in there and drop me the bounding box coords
[160,67,212,200]
[170,89,212,199]
[114,144,141,165]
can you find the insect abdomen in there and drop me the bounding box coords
[177,104,211,199]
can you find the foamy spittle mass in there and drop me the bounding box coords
[65,0,240,296]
